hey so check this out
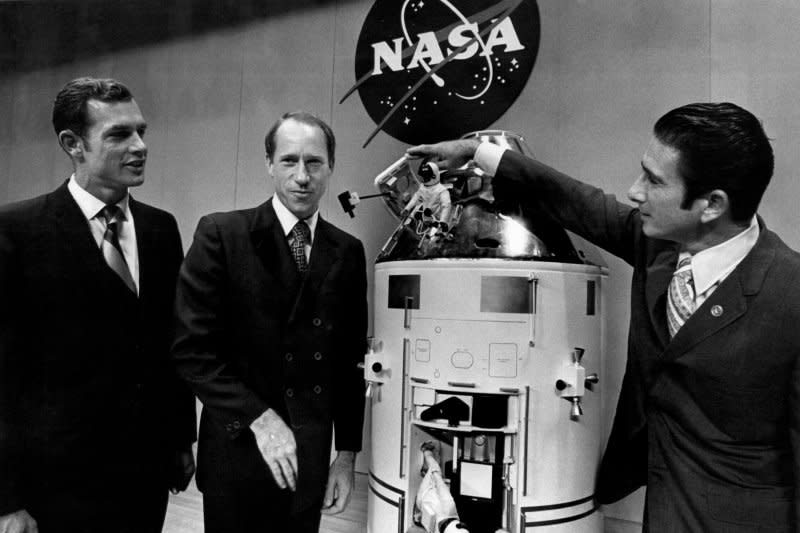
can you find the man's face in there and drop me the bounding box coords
[627,137,705,243]
[75,99,148,199]
[268,119,332,220]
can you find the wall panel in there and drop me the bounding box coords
[159,31,246,243]
[5,70,65,201]
[710,0,800,248]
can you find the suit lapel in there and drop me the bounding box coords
[645,246,677,349]
[251,201,298,314]
[130,198,153,303]
[660,275,747,361]
[659,219,774,362]
[49,182,109,287]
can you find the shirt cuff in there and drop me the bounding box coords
[473,142,506,177]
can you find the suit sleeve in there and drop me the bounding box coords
[172,215,269,437]
[332,239,368,452]
[0,213,24,514]
[495,150,641,266]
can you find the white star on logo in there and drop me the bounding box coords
[404,117,411,125]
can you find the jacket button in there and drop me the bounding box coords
[286,388,294,398]
[233,421,241,429]
[285,353,293,361]
[312,318,322,327]
[313,385,322,394]
[314,352,322,361]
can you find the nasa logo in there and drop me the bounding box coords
[342,0,540,147]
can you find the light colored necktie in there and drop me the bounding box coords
[290,220,311,275]
[667,256,694,337]
[100,205,137,294]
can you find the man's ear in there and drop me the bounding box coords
[58,130,83,159]
[699,189,730,223]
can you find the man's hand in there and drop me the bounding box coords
[169,448,196,494]
[0,510,37,533]
[250,408,298,491]
[406,139,481,170]
[321,451,356,515]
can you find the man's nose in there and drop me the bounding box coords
[131,132,147,155]
[295,164,310,184]
[627,174,645,203]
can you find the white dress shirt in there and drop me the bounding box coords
[272,195,318,262]
[67,175,140,293]
[676,217,759,308]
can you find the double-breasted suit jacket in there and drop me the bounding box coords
[494,151,800,532]
[0,181,197,524]
[172,199,367,511]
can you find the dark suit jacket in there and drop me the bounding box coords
[0,181,197,523]
[495,151,800,532]
[171,199,367,512]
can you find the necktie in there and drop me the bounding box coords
[667,256,694,337]
[100,205,137,294]
[290,220,311,275]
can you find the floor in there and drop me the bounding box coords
[163,473,369,533]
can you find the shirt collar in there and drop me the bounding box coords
[682,216,759,295]
[67,174,131,222]
[271,195,318,239]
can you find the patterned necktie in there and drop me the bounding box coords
[100,205,137,294]
[667,256,695,337]
[290,220,311,275]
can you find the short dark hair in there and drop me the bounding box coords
[52,77,133,138]
[653,102,774,223]
[264,111,336,169]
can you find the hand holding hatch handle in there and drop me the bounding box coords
[406,138,482,171]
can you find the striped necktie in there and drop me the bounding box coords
[100,205,137,294]
[667,256,694,337]
[290,220,311,275]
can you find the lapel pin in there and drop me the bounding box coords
[710,305,723,317]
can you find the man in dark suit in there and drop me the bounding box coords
[408,103,800,531]
[0,77,197,533]
[172,111,368,533]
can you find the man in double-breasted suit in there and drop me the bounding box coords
[0,77,197,533]
[409,102,800,531]
[172,111,367,533]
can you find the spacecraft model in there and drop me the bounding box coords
[353,131,607,533]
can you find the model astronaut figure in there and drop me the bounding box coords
[402,161,452,226]
[415,444,468,533]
